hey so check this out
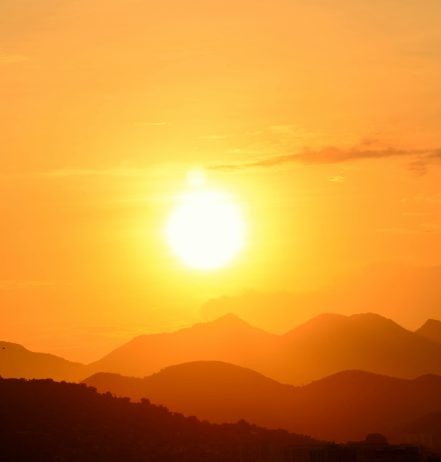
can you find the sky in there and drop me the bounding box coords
[1,0,441,361]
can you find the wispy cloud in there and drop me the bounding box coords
[38,168,146,178]
[0,53,30,65]
[376,224,441,235]
[0,280,55,290]
[409,149,441,175]
[134,121,167,127]
[328,176,345,183]
[268,124,313,137]
[209,140,441,173]
[269,124,296,135]
[198,134,229,141]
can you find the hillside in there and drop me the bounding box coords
[88,313,277,377]
[0,341,86,382]
[416,319,441,346]
[89,313,441,385]
[0,377,317,462]
[84,362,441,442]
[3,313,441,387]
[278,313,441,383]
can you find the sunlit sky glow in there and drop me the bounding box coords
[1,0,441,361]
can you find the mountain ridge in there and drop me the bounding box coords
[84,361,441,442]
[416,318,441,345]
[3,312,441,385]
[0,341,86,382]
[89,312,441,384]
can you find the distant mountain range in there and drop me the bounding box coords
[0,341,86,382]
[277,312,441,384]
[88,313,277,379]
[201,264,441,332]
[416,319,441,346]
[88,312,441,385]
[84,361,441,442]
[2,313,441,385]
[3,313,441,443]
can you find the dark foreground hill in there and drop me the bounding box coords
[0,377,317,462]
[0,341,86,382]
[394,412,441,452]
[84,362,441,442]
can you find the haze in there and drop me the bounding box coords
[1,0,441,362]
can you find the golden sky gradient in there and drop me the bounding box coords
[1,0,441,361]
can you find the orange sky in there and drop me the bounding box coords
[1,0,441,361]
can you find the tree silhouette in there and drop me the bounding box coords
[0,377,316,462]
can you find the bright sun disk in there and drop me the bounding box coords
[165,189,246,270]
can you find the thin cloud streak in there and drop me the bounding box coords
[0,53,31,64]
[209,142,441,173]
[134,122,168,127]
[39,168,147,178]
[0,280,55,290]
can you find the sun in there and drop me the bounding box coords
[165,185,246,270]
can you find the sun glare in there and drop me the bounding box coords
[165,186,246,270]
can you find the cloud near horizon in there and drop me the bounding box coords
[208,141,441,173]
[0,53,31,65]
[0,280,55,290]
[35,168,148,178]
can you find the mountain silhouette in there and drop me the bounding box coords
[201,264,441,332]
[88,313,277,377]
[3,313,441,386]
[0,341,86,382]
[89,313,441,385]
[277,313,441,383]
[85,362,294,432]
[416,319,441,345]
[84,361,441,442]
